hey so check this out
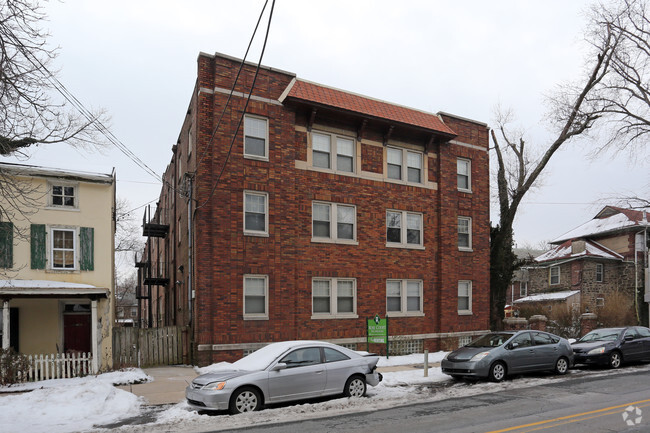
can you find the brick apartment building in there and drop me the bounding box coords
[137,52,490,365]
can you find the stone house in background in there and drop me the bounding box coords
[137,51,491,365]
[516,206,649,325]
[0,162,116,373]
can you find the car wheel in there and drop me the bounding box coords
[229,387,262,415]
[344,375,367,397]
[489,361,506,382]
[554,357,569,375]
[608,351,622,369]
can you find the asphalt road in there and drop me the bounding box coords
[215,367,650,433]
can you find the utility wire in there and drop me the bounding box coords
[197,0,276,210]
[195,0,269,170]
[5,29,162,183]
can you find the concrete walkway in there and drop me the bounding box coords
[117,366,197,405]
[121,363,440,405]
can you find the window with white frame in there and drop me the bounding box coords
[386,210,423,248]
[520,281,528,297]
[244,115,268,159]
[244,191,268,236]
[387,147,423,184]
[312,202,356,242]
[51,183,76,208]
[386,279,422,316]
[458,217,472,250]
[51,228,76,269]
[188,124,193,156]
[458,280,472,314]
[311,131,355,173]
[550,266,560,285]
[596,297,605,307]
[457,158,471,191]
[595,263,604,282]
[312,278,357,318]
[244,275,268,319]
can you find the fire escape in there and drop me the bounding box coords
[136,205,169,327]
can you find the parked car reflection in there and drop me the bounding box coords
[441,330,573,382]
[186,341,382,414]
[572,326,650,368]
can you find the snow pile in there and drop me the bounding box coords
[0,369,150,433]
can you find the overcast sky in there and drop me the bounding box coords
[2,0,648,251]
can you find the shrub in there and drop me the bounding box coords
[0,348,31,386]
[596,291,636,327]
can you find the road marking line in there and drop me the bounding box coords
[486,399,650,433]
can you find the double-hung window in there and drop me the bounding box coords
[244,275,268,319]
[244,191,268,236]
[520,281,528,297]
[550,266,560,285]
[244,115,268,160]
[386,279,422,316]
[457,158,471,192]
[458,217,472,250]
[312,202,356,243]
[52,228,76,269]
[386,210,423,248]
[311,131,355,173]
[458,280,472,314]
[595,263,604,282]
[51,183,76,208]
[312,278,356,318]
[387,147,423,184]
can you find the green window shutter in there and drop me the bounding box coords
[80,227,94,271]
[31,224,46,269]
[0,222,13,268]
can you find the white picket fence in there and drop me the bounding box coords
[27,352,93,381]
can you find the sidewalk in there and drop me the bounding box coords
[117,366,197,405]
[122,363,440,405]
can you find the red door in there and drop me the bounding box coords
[63,314,91,353]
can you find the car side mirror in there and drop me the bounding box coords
[509,342,519,350]
[624,335,634,341]
[272,362,287,371]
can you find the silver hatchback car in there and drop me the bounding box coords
[441,330,573,381]
[186,340,383,414]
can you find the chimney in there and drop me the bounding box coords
[571,240,586,255]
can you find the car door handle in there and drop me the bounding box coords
[528,350,534,353]
[315,370,324,374]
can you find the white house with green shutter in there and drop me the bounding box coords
[0,162,115,374]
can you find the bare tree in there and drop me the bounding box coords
[115,198,144,253]
[489,0,650,329]
[588,0,650,155]
[0,0,107,155]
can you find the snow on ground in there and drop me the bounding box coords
[2,355,649,433]
[0,369,151,433]
[117,360,650,433]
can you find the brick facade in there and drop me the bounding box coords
[139,52,491,365]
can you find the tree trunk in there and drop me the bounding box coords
[490,225,518,330]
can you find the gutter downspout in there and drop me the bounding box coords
[187,174,194,364]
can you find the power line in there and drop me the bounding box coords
[197,0,276,210]
[195,0,270,170]
[4,28,162,183]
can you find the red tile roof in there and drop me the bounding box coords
[283,79,457,136]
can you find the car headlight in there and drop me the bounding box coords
[587,347,605,355]
[203,381,226,390]
[470,351,491,362]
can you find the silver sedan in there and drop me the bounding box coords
[186,340,383,414]
[441,330,573,382]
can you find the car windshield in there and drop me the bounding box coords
[232,342,309,371]
[578,329,622,343]
[467,333,512,348]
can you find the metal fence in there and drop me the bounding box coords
[113,326,187,368]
